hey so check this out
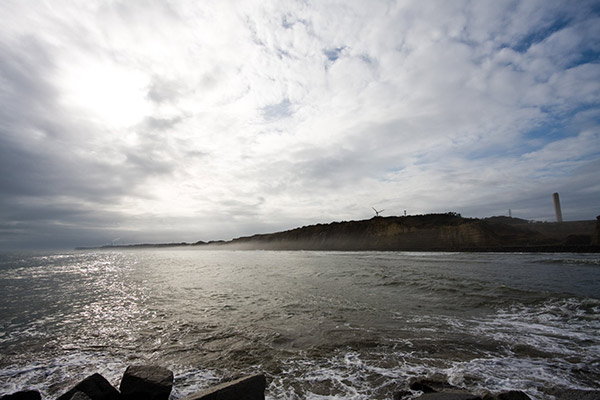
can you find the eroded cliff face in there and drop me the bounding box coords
[83,214,598,251]
[439,222,495,247]
[224,214,561,251]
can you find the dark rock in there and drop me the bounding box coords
[410,379,462,393]
[56,373,120,400]
[70,393,92,400]
[417,393,481,400]
[497,391,531,400]
[411,381,437,393]
[0,391,41,400]
[119,365,174,400]
[545,388,600,400]
[182,374,266,400]
[393,390,412,400]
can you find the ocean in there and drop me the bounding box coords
[0,250,599,399]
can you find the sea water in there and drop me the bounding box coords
[0,250,599,399]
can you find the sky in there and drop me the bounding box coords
[1,0,599,249]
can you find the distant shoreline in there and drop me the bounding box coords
[76,213,600,253]
[75,244,600,253]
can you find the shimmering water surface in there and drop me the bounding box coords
[0,250,599,399]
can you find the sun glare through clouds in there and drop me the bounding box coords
[60,61,150,128]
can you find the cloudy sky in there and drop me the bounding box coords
[1,0,599,249]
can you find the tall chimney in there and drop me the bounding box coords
[553,192,563,222]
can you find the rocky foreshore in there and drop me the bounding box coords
[3,365,599,400]
[0,366,265,400]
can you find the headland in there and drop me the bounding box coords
[77,213,600,252]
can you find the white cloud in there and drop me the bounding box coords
[0,0,598,248]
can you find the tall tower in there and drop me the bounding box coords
[553,192,563,222]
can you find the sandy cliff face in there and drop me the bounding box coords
[439,222,494,247]
[226,214,562,251]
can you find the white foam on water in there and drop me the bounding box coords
[265,349,450,400]
[263,313,599,399]
[472,298,600,360]
[382,296,600,397]
[443,356,588,400]
[538,257,600,266]
[268,354,372,399]
[168,366,223,399]
[0,353,225,400]
[441,297,600,396]
[0,352,127,398]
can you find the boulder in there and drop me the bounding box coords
[544,388,600,400]
[417,394,481,400]
[0,391,41,400]
[70,393,92,400]
[411,381,437,393]
[393,390,412,400]
[56,373,120,400]
[398,378,476,400]
[182,374,266,400]
[497,391,531,400]
[120,365,174,400]
[410,379,463,393]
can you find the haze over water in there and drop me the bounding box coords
[1,250,599,399]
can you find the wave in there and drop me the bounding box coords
[533,258,600,266]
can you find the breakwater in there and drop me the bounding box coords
[4,366,599,400]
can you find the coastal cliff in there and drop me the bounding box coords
[216,213,598,252]
[80,213,599,252]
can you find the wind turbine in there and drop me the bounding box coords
[372,207,384,217]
